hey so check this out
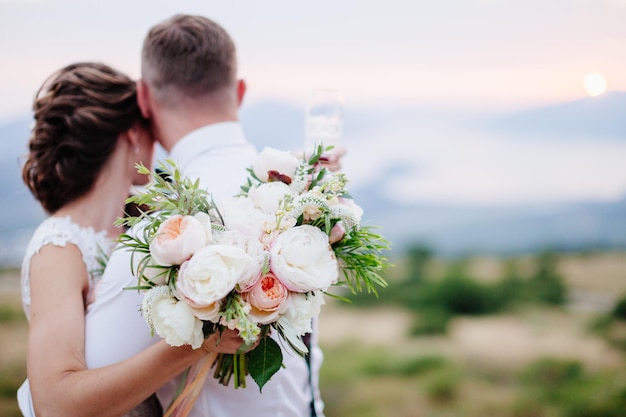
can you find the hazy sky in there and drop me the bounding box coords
[2,0,626,206]
[2,0,626,120]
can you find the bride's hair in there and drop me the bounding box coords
[22,62,144,213]
[141,14,236,102]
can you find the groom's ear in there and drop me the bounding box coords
[236,79,246,107]
[136,80,152,119]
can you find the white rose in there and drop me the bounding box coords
[248,182,293,214]
[279,290,325,336]
[149,213,213,266]
[176,245,253,307]
[269,225,338,292]
[142,286,204,348]
[252,147,300,182]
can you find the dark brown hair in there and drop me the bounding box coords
[22,62,144,213]
[141,14,236,99]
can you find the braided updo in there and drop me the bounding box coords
[22,62,145,213]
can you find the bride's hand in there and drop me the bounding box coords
[202,328,260,354]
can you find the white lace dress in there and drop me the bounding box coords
[17,216,112,416]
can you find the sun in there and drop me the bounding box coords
[583,73,607,97]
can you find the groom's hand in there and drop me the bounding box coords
[318,146,346,172]
[292,146,346,172]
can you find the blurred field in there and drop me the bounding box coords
[1,251,626,417]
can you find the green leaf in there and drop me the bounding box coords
[248,336,283,392]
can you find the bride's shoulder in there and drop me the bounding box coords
[26,216,109,258]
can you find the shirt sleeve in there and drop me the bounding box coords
[84,244,160,368]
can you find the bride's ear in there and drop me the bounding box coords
[123,125,141,154]
[137,79,152,119]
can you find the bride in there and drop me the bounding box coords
[17,62,251,417]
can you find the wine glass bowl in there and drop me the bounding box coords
[304,88,344,154]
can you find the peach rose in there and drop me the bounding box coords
[149,213,213,266]
[245,272,289,324]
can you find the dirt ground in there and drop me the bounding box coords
[318,301,625,373]
[3,251,626,384]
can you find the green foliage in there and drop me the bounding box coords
[423,266,504,315]
[0,304,25,323]
[405,245,432,284]
[527,250,567,305]
[520,357,584,387]
[348,247,570,339]
[517,358,626,417]
[423,368,460,402]
[611,293,626,320]
[116,160,219,232]
[362,353,450,377]
[248,336,283,392]
[0,364,25,398]
[409,307,452,335]
[334,226,391,296]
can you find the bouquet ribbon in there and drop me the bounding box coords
[163,352,218,417]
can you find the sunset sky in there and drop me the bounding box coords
[2,0,626,206]
[2,0,626,119]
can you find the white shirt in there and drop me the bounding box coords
[84,121,325,417]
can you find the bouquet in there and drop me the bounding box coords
[116,145,391,416]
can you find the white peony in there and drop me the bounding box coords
[248,182,293,214]
[269,225,338,292]
[251,147,300,182]
[142,286,204,348]
[214,229,266,291]
[176,245,253,308]
[279,290,326,336]
[149,213,213,266]
[218,196,270,239]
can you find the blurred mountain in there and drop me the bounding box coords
[484,91,626,140]
[0,116,46,266]
[351,177,626,256]
[1,96,625,266]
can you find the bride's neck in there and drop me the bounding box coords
[54,190,125,239]
[54,169,131,239]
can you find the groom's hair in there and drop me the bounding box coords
[141,14,237,103]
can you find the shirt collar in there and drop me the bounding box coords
[169,121,248,168]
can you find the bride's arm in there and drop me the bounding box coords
[26,243,238,417]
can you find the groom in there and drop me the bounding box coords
[86,13,340,417]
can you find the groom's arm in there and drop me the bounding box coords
[84,245,160,368]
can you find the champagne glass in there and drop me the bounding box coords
[304,88,344,155]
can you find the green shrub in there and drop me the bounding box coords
[0,305,24,323]
[527,251,566,305]
[416,262,504,316]
[611,294,626,321]
[409,307,451,336]
[424,369,459,402]
[519,357,584,403]
[362,353,449,377]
